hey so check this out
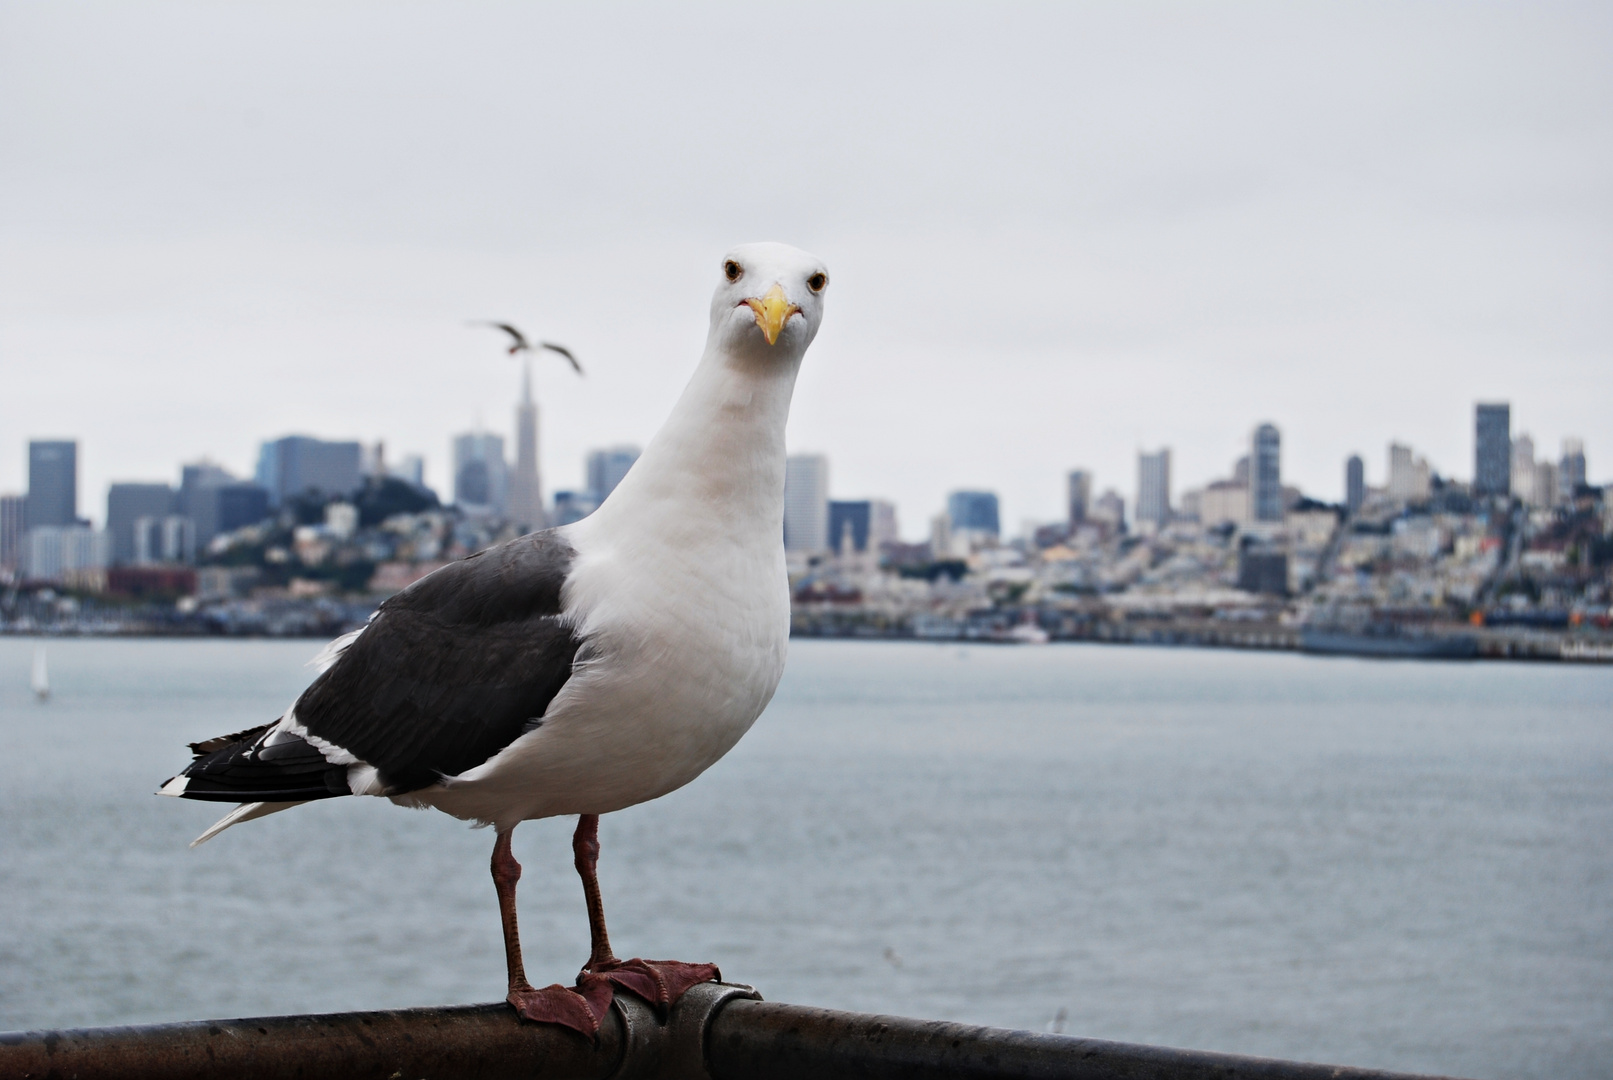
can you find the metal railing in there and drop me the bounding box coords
[0,982,1470,1080]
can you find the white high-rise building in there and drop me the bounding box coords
[507,362,544,532]
[783,454,829,552]
[1388,442,1431,502]
[1510,433,1537,505]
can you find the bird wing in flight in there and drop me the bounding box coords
[479,321,531,351]
[539,341,584,375]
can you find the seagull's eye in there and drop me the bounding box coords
[724,260,743,282]
[806,272,828,293]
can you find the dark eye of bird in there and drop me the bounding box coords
[724,260,742,282]
[807,272,827,293]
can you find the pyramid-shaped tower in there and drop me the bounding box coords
[507,359,544,532]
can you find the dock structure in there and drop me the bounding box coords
[1,981,1469,1080]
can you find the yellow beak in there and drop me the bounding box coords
[744,284,800,346]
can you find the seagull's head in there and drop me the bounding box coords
[709,242,828,361]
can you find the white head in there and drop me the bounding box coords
[707,242,829,364]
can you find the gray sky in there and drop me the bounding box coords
[2,2,1609,537]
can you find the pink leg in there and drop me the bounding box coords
[492,829,612,1036]
[571,814,720,1013]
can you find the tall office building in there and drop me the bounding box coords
[1067,470,1092,528]
[452,432,509,516]
[1251,424,1283,522]
[783,454,829,552]
[1473,403,1510,497]
[1533,460,1561,509]
[1560,438,1587,500]
[507,362,544,532]
[1387,443,1432,502]
[26,440,78,530]
[828,500,872,554]
[1345,455,1364,518]
[946,491,1000,539]
[586,445,642,504]
[133,515,195,565]
[0,495,25,572]
[107,483,176,565]
[22,525,109,584]
[1136,450,1171,527]
[1510,434,1537,504]
[869,500,898,550]
[256,436,363,507]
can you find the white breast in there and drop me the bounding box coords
[410,511,789,831]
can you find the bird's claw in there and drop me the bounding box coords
[505,960,717,1036]
[582,958,721,1015]
[506,980,615,1037]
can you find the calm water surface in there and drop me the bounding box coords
[0,638,1609,1078]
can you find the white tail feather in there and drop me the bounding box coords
[191,800,306,847]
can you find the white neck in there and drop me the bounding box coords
[571,337,804,555]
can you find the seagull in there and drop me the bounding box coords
[473,321,584,374]
[161,243,829,1036]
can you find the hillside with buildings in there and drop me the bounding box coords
[3,400,1609,662]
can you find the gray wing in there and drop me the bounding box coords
[288,529,581,793]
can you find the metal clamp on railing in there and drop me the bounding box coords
[0,984,1470,1080]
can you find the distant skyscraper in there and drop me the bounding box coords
[946,491,1000,538]
[21,525,109,584]
[1388,442,1431,502]
[828,500,872,554]
[868,499,898,550]
[1474,403,1510,496]
[26,440,78,530]
[1510,433,1536,504]
[825,499,897,555]
[1136,450,1171,527]
[507,362,544,532]
[1251,424,1282,522]
[256,436,363,507]
[211,483,272,540]
[1560,437,1587,500]
[133,515,195,565]
[0,494,25,572]
[1345,455,1364,517]
[452,432,509,516]
[586,445,642,504]
[783,454,829,552]
[1067,470,1092,527]
[107,482,176,565]
[1533,460,1561,509]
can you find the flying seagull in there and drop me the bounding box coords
[161,243,829,1036]
[473,321,584,374]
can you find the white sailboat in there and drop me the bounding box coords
[31,645,49,701]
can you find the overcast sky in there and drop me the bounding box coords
[2,2,1608,537]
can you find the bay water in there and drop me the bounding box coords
[0,638,1609,1078]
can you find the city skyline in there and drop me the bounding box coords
[3,6,1608,537]
[2,400,1599,549]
